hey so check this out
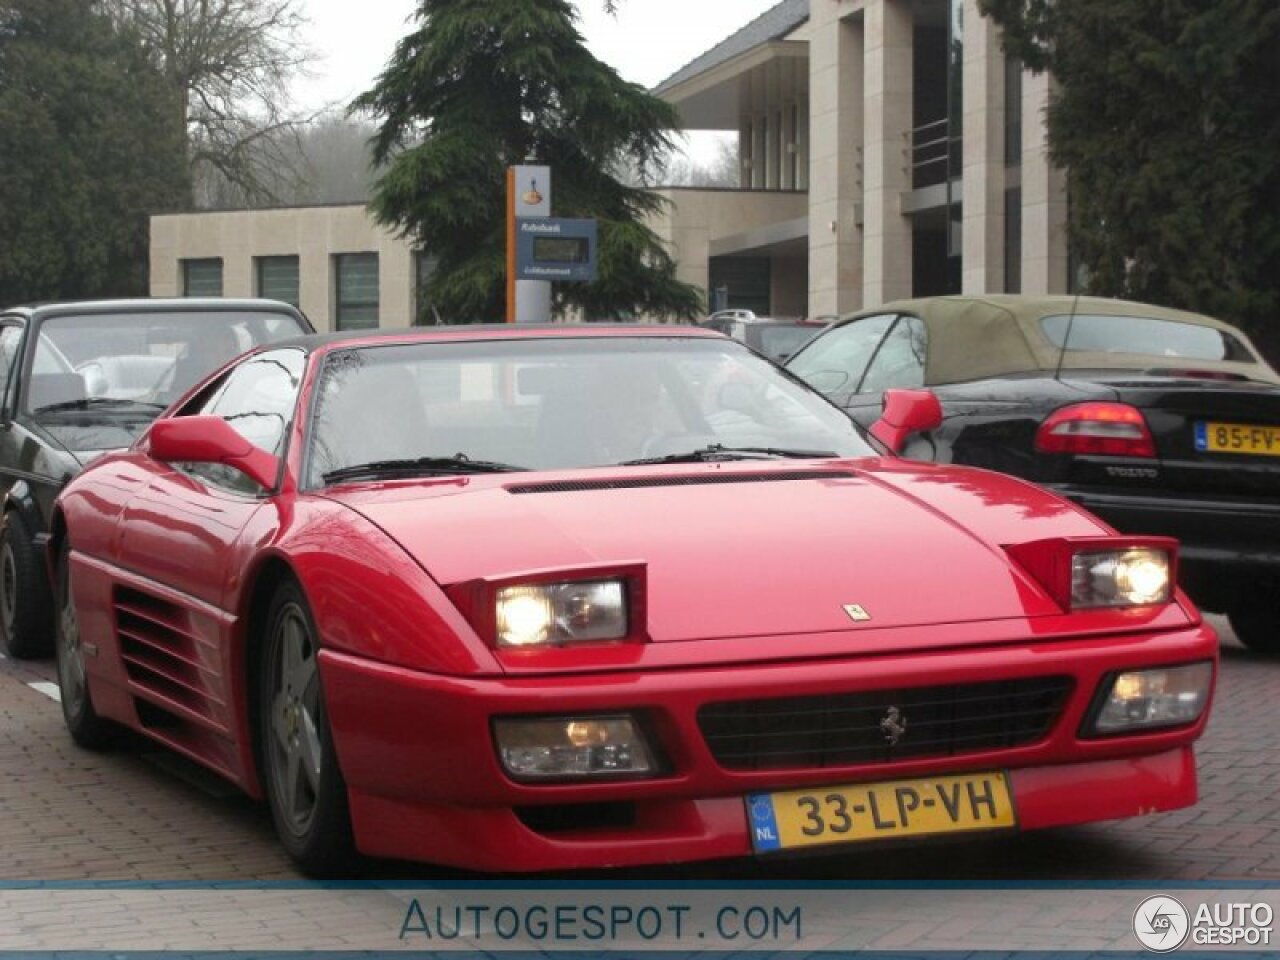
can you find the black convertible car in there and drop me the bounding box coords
[0,298,312,658]
[786,294,1280,651]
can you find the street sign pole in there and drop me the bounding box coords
[506,164,552,324]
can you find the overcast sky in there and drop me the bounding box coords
[297,0,781,122]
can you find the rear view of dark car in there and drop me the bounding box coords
[0,298,313,658]
[786,295,1280,651]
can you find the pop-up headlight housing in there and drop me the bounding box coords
[447,564,647,650]
[1006,536,1178,612]
[495,580,627,648]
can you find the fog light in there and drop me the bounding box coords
[1089,662,1213,735]
[494,715,656,781]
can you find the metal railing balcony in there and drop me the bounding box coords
[911,117,962,190]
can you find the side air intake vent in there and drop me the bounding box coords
[508,470,852,495]
[113,587,228,734]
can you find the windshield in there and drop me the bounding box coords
[27,310,308,417]
[1040,313,1257,363]
[307,336,874,486]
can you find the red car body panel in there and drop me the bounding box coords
[50,327,1219,872]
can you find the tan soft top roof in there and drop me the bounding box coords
[853,295,1279,385]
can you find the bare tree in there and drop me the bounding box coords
[292,116,381,205]
[188,114,384,209]
[658,137,740,189]
[105,0,315,205]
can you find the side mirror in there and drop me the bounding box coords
[147,415,280,490]
[869,388,943,454]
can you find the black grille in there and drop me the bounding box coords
[507,470,852,495]
[698,677,1072,771]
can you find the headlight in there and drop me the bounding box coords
[1005,536,1177,613]
[1087,662,1213,735]
[493,715,657,781]
[495,579,627,648]
[1071,547,1171,609]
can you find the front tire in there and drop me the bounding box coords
[1229,602,1280,655]
[258,580,355,876]
[54,548,115,747]
[0,511,54,659]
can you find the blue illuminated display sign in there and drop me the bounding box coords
[515,218,598,282]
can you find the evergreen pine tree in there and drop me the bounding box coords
[354,0,702,323]
[981,0,1280,362]
[0,0,188,303]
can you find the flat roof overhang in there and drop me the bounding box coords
[658,41,809,131]
[710,215,809,258]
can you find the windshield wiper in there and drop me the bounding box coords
[34,397,167,414]
[322,454,527,484]
[618,444,839,466]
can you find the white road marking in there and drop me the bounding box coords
[29,681,61,702]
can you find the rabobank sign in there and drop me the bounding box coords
[515,217,597,282]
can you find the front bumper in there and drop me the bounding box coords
[320,622,1215,872]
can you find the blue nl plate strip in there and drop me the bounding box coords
[745,792,782,853]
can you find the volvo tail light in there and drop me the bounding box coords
[1035,402,1156,458]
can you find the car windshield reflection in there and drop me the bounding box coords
[308,336,874,486]
[28,310,308,418]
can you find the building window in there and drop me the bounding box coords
[182,259,223,297]
[760,115,769,189]
[414,252,439,325]
[1004,187,1022,293]
[1005,56,1023,168]
[334,253,379,330]
[708,256,771,315]
[790,103,800,188]
[774,108,783,190]
[256,256,300,307]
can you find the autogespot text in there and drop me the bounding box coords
[399,900,803,944]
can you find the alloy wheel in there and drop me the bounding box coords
[0,542,17,638]
[57,570,87,717]
[267,603,323,836]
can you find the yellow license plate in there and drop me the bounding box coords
[1196,421,1280,456]
[746,771,1016,853]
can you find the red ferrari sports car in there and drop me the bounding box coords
[50,325,1217,875]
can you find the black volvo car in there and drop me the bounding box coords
[0,298,312,658]
[786,294,1280,652]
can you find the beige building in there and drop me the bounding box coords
[654,0,1069,317]
[149,0,1069,329]
[150,204,426,331]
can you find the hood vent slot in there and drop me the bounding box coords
[508,470,852,495]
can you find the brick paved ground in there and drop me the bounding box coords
[1,615,1276,882]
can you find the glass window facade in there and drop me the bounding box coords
[1004,187,1022,293]
[1004,56,1023,168]
[708,256,772,315]
[334,253,379,330]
